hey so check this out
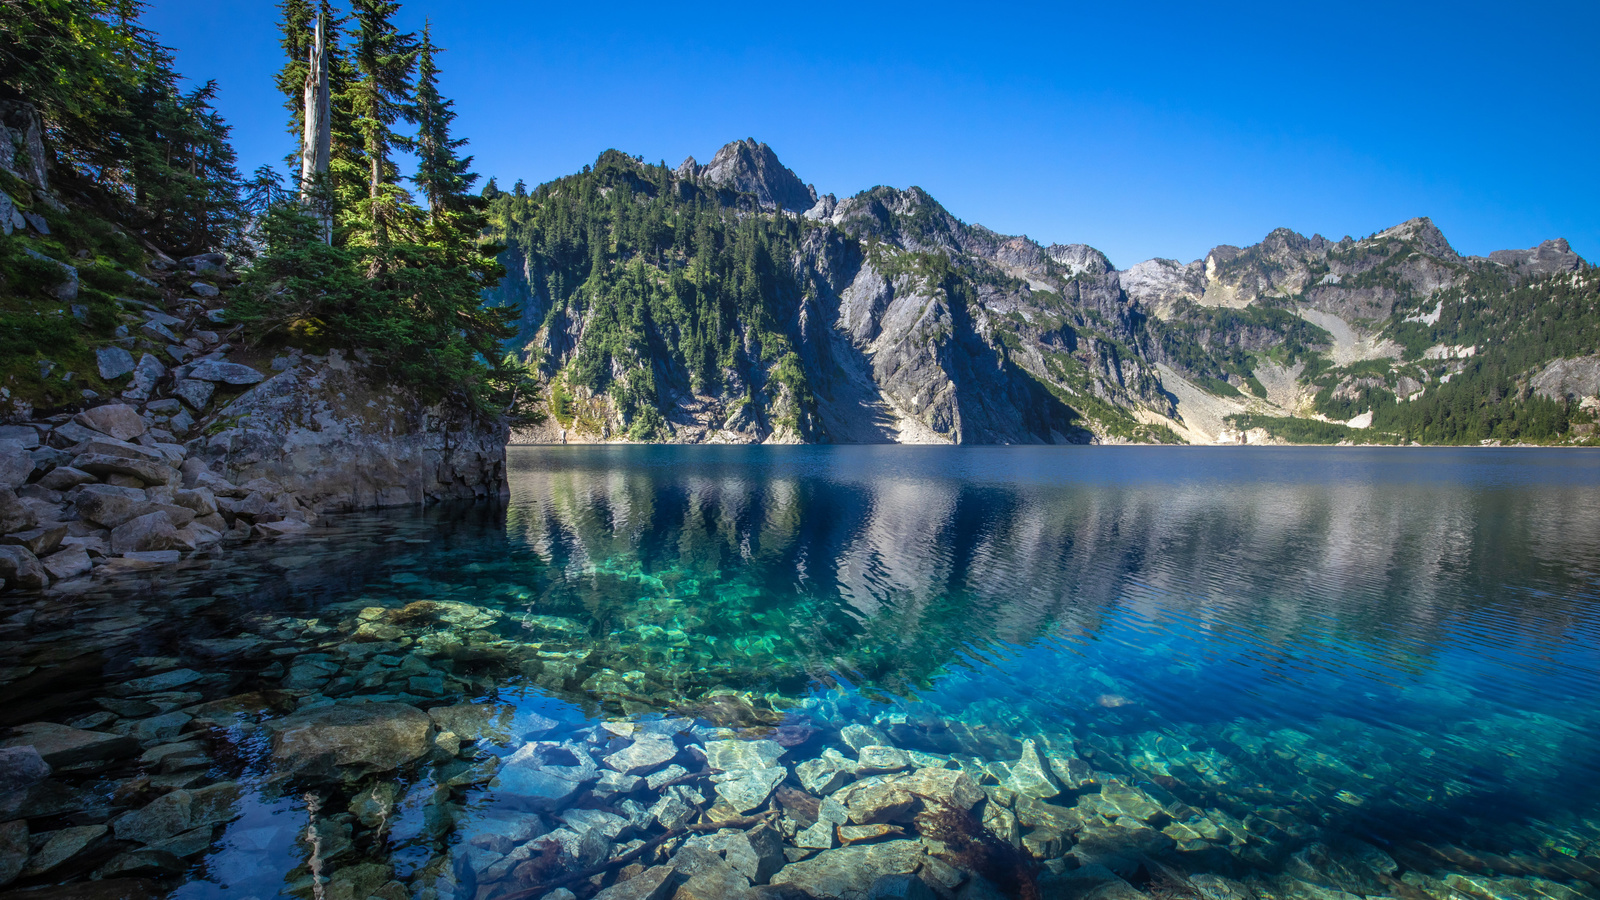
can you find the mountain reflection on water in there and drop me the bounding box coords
[1,446,1598,900]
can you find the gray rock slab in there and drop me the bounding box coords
[185,359,263,385]
[0,546,47,589]
[0,444,32,491]
[269,702,432,778]
[592,865,679,900]
[604,734,679,776]
[713,765,785,814]
[75,405,147,442]
[769,840,928,899]
[705,739,786,772]
[22,823,106,876]
[1,723,138,767]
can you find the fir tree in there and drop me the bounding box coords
[345,0,418,267]
[275,0,314,140]
[411,23,474,222]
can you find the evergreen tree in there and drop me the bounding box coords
[0,0,242,255]
[411,23,473,222]
[240,0,519,415]
[275,0,314,140]
[345,0,417,267]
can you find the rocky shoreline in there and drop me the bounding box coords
[0,252,508,595]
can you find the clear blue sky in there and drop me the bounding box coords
[143,1,1597,269]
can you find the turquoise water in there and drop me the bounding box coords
[2,446,1599,899]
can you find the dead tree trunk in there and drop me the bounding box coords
[299,12,332,242]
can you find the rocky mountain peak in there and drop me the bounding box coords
[1373,216,1458,258]
[1488,238,1586,278]
[1047,243,1113,277]
[696,139,817,213]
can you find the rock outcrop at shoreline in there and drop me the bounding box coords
[0,251,508,594]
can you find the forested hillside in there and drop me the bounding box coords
[488,143,1597,446]
[485,151,818,441]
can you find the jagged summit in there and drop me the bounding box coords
[1372,216,1458,258]
[681,138,817,213]
[1489,238,1584,277]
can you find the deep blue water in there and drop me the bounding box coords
[4,445,1599,898]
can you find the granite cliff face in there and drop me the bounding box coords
[488,141,1595,447]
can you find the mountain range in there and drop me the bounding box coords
[484,139,1598,445]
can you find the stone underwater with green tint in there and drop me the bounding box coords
[0,446,1596,900]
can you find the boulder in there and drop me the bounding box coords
[867,874,937,900]
[0,444,32,492]
[0,723,137,767]
[75,484,157,528]
[74,405,147,441]
[69,436,169,465]
[838,778,918,825]
[108,512,181,554]
[840,724,890,752]
[173,379,214,411]
[111,782,240,845]
[769,840,928,899]
[121,354,165,401]
[1003,740,1061,800]
[269,702,433,778]
[181,253,226,274]
[22,823,107,877]
[494,741,602,811]
[891,768,985,810]
[0,489,34,534]
[38,466,95,491]
[591,865,680,900]
[72,454,173,486]
[798,753,853,796]
[705,739,786,772]
[186,359,263,385]
[3,525,66,556]
[0,546,46,589]
[713,765,786,814]
[670,845,753,899]
[724,824,786,884]
[95,347,137,380]
[857,746,910,774]
[0,426,40,449]
[40,547,91,581]
[603,734,680,776]
[48,422,103,447]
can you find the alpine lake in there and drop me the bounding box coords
[2,446,1599,900]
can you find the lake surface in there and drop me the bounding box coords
[2,446,1599,900]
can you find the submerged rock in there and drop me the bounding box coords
[592,864,679,900]
[268,702,433,778]
[0,819,25,886]
[493,740,601,811]
[111,782,240,845]
[1002,739,1061,800]
[22,824,106,877]
[769,840,927,899]
[713,765,786,813]
[705,739,786,772]
[604,734,679,776]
